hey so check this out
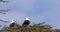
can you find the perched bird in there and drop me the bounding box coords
[9,19,16,27]
[22,17,30,26]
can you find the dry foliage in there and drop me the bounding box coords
[0,23,60,32]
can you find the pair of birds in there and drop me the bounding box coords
[10,18,30,27]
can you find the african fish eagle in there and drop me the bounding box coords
[22,17,30,26]
[9,19,16,27]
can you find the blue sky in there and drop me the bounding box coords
[0,0,60,29]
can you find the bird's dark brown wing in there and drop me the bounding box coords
[22,20,30,26]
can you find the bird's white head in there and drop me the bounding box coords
[11,19,15,23]
[25,17,30,20]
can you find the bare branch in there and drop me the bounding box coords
[0,9,11,14]
[0,19,9,23]
[0,0,9,3]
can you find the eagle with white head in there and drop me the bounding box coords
[22,17,30,26]
[10,19,16,27]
